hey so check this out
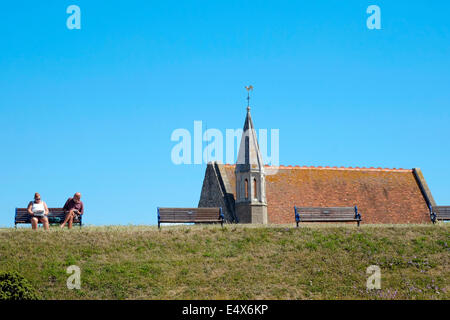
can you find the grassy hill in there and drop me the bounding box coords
[0,224,448,299]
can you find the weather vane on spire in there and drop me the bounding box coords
[245,85,253,110]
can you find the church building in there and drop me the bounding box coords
[198,103,435,225]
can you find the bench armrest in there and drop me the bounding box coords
[428,205,436,223]
[294,206,300,222]
[354,206,362,220]
[430,212,437,223]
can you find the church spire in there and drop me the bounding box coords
[236,86,264,172]
[235,86,268,224]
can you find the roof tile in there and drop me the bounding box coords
[223,165,429,224]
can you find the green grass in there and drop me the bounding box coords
[0,224,448,300]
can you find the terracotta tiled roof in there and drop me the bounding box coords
[222,164,430,224]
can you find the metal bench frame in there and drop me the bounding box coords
[294,206,362,227]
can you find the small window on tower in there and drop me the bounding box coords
[245,179,249,199]
[254,178,257,199]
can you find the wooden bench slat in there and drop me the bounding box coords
[160,215,219,218]
[159,212,220,215]
[161,218,220,220]
[159,219,220,223]
[300,217,357,220]
[299,214,356,216]
[300,213,355,216]
[157,207,223,229]
[294,206,361,227]
[299,218,356,220]
[159,208,220,212]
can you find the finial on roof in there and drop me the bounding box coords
[245,85,253,110]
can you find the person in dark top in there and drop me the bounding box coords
[60,192,84,229]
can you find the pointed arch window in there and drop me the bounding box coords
[245,179,249,199]
[253,178,257,199]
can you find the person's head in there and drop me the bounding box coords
[73,192,81,203]
[34,193,41,203]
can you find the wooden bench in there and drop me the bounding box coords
[430,206,450,223]
[15,208,82,228]
[294,206,362,227]
[157,207,224,229]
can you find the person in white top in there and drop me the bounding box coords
[27,192,49,230]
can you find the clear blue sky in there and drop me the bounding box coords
[1,1,449,227]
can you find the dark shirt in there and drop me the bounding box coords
[63,198,84,214]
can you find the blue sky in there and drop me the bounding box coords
[0,1,449,227]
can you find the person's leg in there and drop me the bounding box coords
[31,217,38,230]
[68,214,74,229]
[41,217,49,230]
[60,210,73,228]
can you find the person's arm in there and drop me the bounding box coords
[43,202,49,215]
[80,202,84,215]
[27,202,33,215]
[62,198,70,212]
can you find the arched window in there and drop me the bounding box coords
[245,179,249,199]
[253,178,257,199]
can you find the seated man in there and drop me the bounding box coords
[60,192,84,229]
[27,192,50,230]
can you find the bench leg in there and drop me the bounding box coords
[296,221,299,228]
[357,221,360,227]
[158,222,161,230]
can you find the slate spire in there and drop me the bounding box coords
[236,104,265,173]
[234,87,268,224]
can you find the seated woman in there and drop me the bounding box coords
[27,192,50,230]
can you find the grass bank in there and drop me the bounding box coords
[0,224,448,299]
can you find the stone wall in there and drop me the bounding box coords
[198,162,236,222]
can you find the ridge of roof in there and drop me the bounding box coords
[223,163,412,173]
